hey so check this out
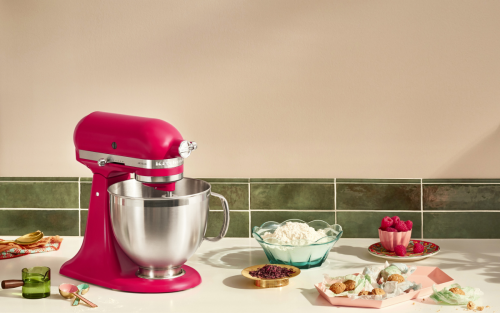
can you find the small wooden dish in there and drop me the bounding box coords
[241,264,300,288]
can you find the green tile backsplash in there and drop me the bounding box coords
[337,211,422,238]
[0,209,79,236]
[1,177,500,238]
[250,183,335,210]
[337,183,420,211]
[0,182,79,208]
[424,212,500,238]
[423,184,500,210]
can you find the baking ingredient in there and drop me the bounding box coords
[381,216,393,230]
[477,306,484,311]
[388,274,405,283]
[405,220,413,230]
[394,245,407,257]
[413,242,424,253]
[248,265,294,279]
[385,227,398,232]
[449,287,465,295]
[391,216,401,226]
[329,282,346,294]
[395,221,409,232]
[262,222,327,243]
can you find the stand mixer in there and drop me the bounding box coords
[60,112,230,292]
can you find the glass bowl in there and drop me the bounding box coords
[252,219,343,269]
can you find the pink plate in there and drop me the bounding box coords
[315,266,454,309]
[368,240,440,261]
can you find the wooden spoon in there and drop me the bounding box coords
[0,231,44,245]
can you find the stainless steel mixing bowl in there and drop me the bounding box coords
[108,178,229,279]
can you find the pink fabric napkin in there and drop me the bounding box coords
[0,236,63,259]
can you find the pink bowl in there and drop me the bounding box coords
[378,229,412,251]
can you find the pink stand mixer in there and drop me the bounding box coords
[60,112,230,292]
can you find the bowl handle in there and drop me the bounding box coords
[204,192,230,242]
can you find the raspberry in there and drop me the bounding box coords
[395,221,408,232]
[394,245,407,256]
[385,227,397,232]
[405,220,413,230]
[380,216,393,230]
[413,242,424,253]
[391,216,401,226]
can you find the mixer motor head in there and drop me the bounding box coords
[73,111,196,191]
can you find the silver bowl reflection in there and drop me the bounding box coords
[108,178,229,279]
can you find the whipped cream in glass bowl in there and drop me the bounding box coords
[252,219,343,269]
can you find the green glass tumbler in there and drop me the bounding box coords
[1,266,51,299]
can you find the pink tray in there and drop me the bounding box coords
[315,266,454,309]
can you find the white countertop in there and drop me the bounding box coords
[0,237,498,312]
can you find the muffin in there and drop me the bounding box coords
[344,280,356,291]
[387,274,405,283]
[329,282,346,294]
[358,290,371,296]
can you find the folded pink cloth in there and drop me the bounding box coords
[0,236,63,259]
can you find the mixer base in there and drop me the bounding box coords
[61,263,201,293]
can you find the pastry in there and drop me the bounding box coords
[371,288,385,296]
[358,291,371,296]
[329,282,346,294]
[387,274,405,283]
[449,287,465,295]
[343,280,356,291]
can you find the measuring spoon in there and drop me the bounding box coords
[59,283,97,308]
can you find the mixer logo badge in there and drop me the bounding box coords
[155,159,181,167]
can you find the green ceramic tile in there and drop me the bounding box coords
[423,179,500,184]
[80,177,93,182]
[424,212,500,238]
[197,178,248,183]
[250,184,334,210]
[80,183,92,209]
[250,211,335,229]
[205,211,249,238]
[0,182,79,208]
[337,184,421,211]
[81,210,88,236]
[423,184,500,210]
[0,210,79,236]
[0,177,79,181]
[337,179,421,183]
[337,211,421,238]
[250,178,335,183]
[209,184,248,211]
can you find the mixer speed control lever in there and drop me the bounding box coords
[179,140,197,158]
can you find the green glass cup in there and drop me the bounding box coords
[1,266,51,299]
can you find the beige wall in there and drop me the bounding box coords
[1,0,500,178]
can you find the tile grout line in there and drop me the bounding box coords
[248,181,251,238]
[334,178,337,224]
[79,177,81,237]
[421,178,423,240]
